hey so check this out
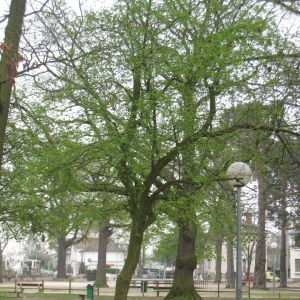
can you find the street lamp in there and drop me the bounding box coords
[226,162,252,300]
[271,241,278,296]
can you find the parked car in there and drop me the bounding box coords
[242,275,255,282]
[41,269,56,276]
[265,271,280,282]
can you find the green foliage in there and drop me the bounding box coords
[151,227,178,264]
[1,0,299,298]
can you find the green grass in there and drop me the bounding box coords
[1,294,300,300]
[0,288,300,300]
[0,295,164,300]
[1,295,300,300]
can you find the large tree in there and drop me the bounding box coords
[6,1,299,299]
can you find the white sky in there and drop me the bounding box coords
[66,0,114,11]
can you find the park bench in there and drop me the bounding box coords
[130,279,173,296]
[16,281,44,296]
[153,284,172,296]
[78,293,85,300]
[130,278,208,296]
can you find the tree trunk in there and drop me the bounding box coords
[246,242,255,279]
[254,167,266,288]
[56,235,67,279]
[0,0,26,167]
[114,215,145,300]
[163,81,202,300]
[95,221,112,287]
[279,187,288,288]
[165,221,201,300]
[0,243,3,283]
[280,227,287,287]
[226,241,235,288]
[215,238,223,283]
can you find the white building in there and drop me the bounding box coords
[67,239,127,276]
[289,226,300,280]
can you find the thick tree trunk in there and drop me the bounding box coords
[95,221,112,287]
[226,241,235,288]
[165,221,201,300]
[56,235,67,279]
[0,0,26,167]
[254,168,266,288]
[113,216,144,300]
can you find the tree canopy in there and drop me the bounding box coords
[0,0,299,299]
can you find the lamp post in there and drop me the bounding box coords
[226,162,252,300]
[271,241,277,296]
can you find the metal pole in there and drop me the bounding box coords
[273,248,275,295]
[236,187,242,300]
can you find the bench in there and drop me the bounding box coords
[16,281,44,295]
[130,279,173,296]
[78,294,85,300]
[153,285,172,296]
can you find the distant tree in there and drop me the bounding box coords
[0,225,14,282]
[78,261,85,275]
[225,241,235,288]
[267,137,300,287]
[151,228,178,267]
[95,219,113,287]
[243,213,258,280]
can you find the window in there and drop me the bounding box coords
[295,234,300,248]
[295,259,300,272]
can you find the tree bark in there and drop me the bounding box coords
[57,235,67,279]
[95,220,112,287]
[226,241,235,288]
[215,238,223,283]
[165,221,201,300]
[246,242,255,279]
[254,167,266,288]
[280,227,287,287]
[114,214,145,300]
[0,243,3,283]
[279,187,288,288]
[0,0,26,167]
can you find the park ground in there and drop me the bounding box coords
[1,279,300,300]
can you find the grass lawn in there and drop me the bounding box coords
[1,294,300,300]
[0,295,166,300]
[1,295,300,300]
[0,287,300,300]
[0,296,157,300]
